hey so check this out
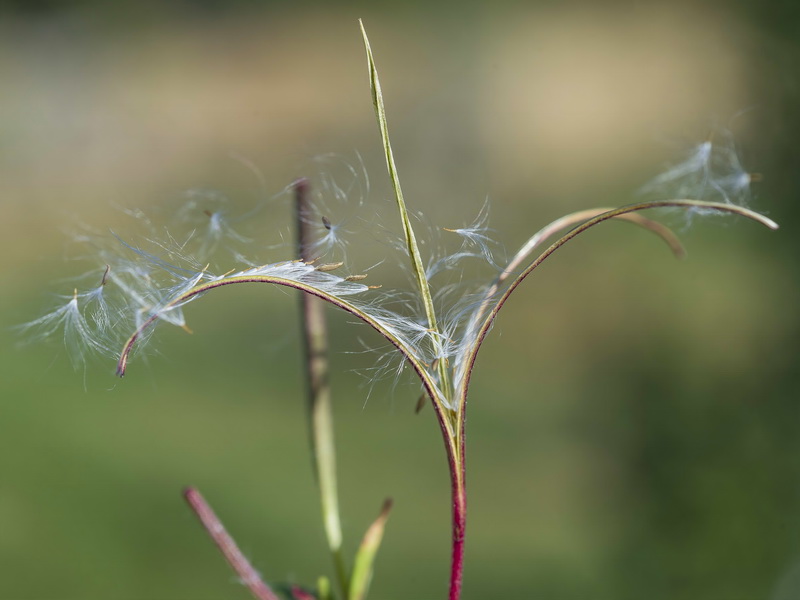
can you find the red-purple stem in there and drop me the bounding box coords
[290,585,318,600]
[447,420,467,600]
[183,487,280,600]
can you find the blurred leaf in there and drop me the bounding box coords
[348,499,393,600]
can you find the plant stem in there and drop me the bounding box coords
[183,487,280,600]
[294,178,349,597]
[447,418,467,600]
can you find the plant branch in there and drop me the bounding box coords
[457,199,778,409]
[455,208,686,408]
[115,274,455,445]
[183,487,280,600]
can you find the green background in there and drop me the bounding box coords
[1,1,798,599]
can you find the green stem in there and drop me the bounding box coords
[294,178,349,597]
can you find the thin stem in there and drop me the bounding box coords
[447,421,467,600]
[294,178,349,597]
[183,487,280,600]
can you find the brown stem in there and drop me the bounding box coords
[183,487,280,600]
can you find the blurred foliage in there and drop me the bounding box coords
[1,1,798,599]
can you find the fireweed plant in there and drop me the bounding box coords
[22,21,779,600]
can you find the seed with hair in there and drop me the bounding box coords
[316,262,344,272]
[100,265,111,286]
[322,216,332,231]
[345,274,368,282]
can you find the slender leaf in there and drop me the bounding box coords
[349,499,393,600]
[359,20,453,406]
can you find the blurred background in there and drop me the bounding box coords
[1,1,798,598]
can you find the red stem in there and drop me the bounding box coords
[183,487,281,600]
[432,404,467,600]
[447,410,467,600]
[290,585,318,600]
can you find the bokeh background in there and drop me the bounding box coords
[1,1,798,599]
